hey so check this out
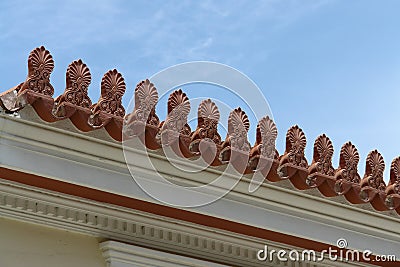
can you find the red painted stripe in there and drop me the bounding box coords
[1,167,396,266]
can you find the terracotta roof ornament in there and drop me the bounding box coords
[124,79,160,149]
[92,69,126,117]
[3,46,400,215]
[277,125,309,189]
[0,46,55,115]
[248,116,280,181]
[256,116,278,159]
[189,99,222,165]
[158,89,192,158]
[334,142,363,203]
[219,107,251,174]
[360,150,388,211]
[50,60,93,128]
[88,69,126,140]
[55,59,92,109]
[131,79,159,126]
[19,46,55,97]
[306,134,337,197]
[385,157,400,213]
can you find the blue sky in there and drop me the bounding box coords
[1,0,400,182]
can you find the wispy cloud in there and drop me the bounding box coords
[0,0,333,67]
[0,0,335,114]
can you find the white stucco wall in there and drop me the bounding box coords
[0,217,106,267]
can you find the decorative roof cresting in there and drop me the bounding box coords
[2,46,400,216]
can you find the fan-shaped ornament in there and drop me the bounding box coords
[258,116,278,159]
[390,157,400,184]
[198,99,220,122]
[133,79,159,125]
[312,134,335,176]
[338,142,360,183]
[285,125,307,167]
[162,89,191,135]
[56,59,92,108]
[20,46,55,96]
[227,108,250,152]
[389,157,400,195]
[195,99,221,143]
[365,150,386,190]
[93,69,126,117]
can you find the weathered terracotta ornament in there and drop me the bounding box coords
[277,125,309,189]
[249,116,279,181]
[306,134,336,196]
[190,99,221,165]
[360,150,387,211]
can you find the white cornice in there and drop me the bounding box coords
[1,107,400,262]
[0,179,374,267]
